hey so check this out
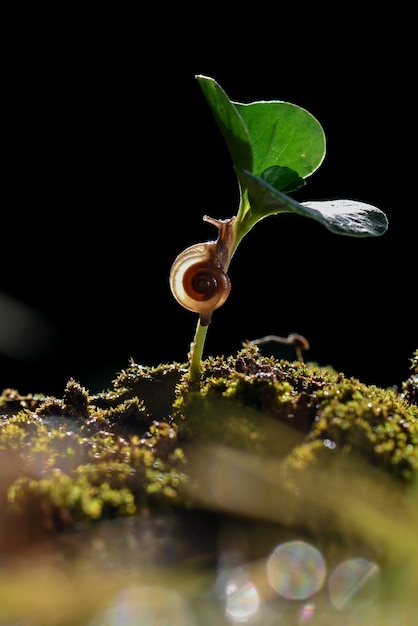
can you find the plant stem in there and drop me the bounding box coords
[189,318,209,383]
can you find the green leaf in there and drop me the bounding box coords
[300,199,389,237]
[261,165,305,195]
[236,169,389,238]
[196,75,253,173]
[235,100,326,182]
[196,74,388,252]
[196,75,325,193]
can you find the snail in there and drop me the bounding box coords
[169,215,237,326]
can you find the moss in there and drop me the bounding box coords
[0,346,417,550]
[401,348,418,406]
[285,380,418,480]
[172,346,418,479]
[172,349,318,454]
[0,377,189,544]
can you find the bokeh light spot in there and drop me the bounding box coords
[266,540,326,600]
[299,601,316,622]
[328,558,380,610]
[225,579,260,622]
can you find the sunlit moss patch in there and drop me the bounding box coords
[0,346,417,551]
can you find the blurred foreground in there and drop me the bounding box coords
[1,440,417,625]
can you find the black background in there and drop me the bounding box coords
[2,9,416,397]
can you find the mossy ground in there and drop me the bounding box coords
[0,347,417,624]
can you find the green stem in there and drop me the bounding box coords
[189,318,209,383]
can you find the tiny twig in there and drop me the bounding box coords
[245,333,310,362]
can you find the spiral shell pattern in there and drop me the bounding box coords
[169,242,231,314]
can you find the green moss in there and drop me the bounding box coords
[401,348,418,406]
[0,378,188,538]
[0,346,417,548]
[171,347,418,480]
[286,380,418,480]
[172,350,314,454]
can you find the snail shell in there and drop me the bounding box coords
[169,241,231,315]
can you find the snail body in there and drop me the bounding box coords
[169,215,237,326]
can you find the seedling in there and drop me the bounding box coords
[170,75,388,382]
